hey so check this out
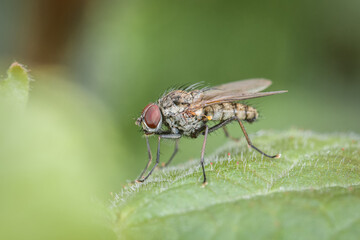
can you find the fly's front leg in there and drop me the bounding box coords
[136,136,161,183]
[200,125,209,186]
[136,136,152,181]
[237,119,280,159]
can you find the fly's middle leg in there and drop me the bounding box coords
[223,126,240,142]
[160,139,179,168]
[200,125,209,186]
[237,119,281,159]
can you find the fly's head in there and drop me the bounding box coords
[135,103,163,135]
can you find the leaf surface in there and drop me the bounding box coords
[0,62,30,106]
[112,130,360,239]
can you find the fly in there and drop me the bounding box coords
[135,78,287,185]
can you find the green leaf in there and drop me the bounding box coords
[111,130,360,239]
[0,62,30,106]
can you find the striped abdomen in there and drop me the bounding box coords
[203,103,258,123]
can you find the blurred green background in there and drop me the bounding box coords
[0,0,359,239]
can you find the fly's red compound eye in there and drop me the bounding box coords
[143,104,161,129]
[142,103,152,114]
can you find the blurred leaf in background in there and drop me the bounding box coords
[0,63,128,239]
[0,62,30,107]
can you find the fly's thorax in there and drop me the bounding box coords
[159,90,202,108]
[203,103,258,122]
[160,109,204,137]
[158,90,205,136]
[159,91,191,117]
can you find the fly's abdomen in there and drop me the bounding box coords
[203,103,258,123]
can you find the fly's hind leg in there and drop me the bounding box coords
[237,119,281,159]
[203,117,240,142]
[206,117,236,134]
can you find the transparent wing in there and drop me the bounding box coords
[202,78,272,100]
[188,79,287,110]
[199,90,287,106]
